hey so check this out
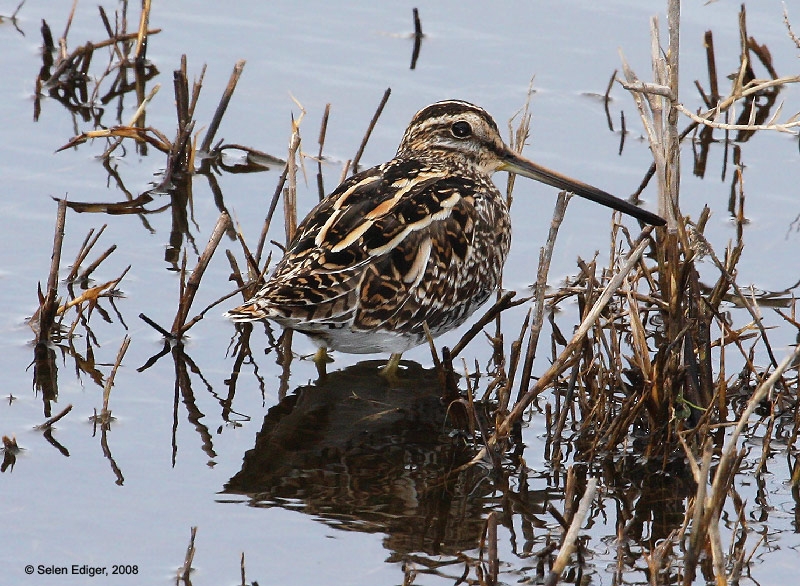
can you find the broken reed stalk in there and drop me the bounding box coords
[37,198,68,341]
[316,103,332,201]
[66,224,106,281]
[410,8,423,70]
[351,87,391,173]
[253,106,305,267]
[544,476,597,586]
[100,335,131,422]
[317,103,331,160]
[169,57,197,177]
[35,404,73,430]
[199,59,246,154]
[134,0,152,65]
[704,30,720,104]
[77,244,117,282]
[450,291,523,358]
[256,158,290,266]
[666,0,681,224]
[283,109,303,245]
[177,526,198,585]
[171,212,232,336]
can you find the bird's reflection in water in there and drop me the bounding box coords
[223,360,492,556]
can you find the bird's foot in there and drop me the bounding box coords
[313,347,333,378]
[379,353,404,385]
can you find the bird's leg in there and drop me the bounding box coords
[313,346,333,378]
[380,353,403,380]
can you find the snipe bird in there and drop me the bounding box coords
[226,100,665,375]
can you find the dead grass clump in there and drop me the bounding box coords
[454,2,800,584]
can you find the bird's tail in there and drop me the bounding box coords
[223,301,267,322]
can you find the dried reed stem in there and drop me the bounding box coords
[35,404,73,430]
[66,224,106,281]
[317,102,331,160]
[315,103,332,200]
[676,101,800,133]
[351,87,391,173]
[37,198,68,341]
[257,163,290,265]
[450,291,523,358]
[101,335,131,421]
[171,212,232,336]
[134,0,152,65]
[284,110,304,244]
[786,5,800,49]
[544,476,597,586]
[199,59,246,154]
[515,192,571,406]
[77,245,117,282]
[177,526,197,585]
[487,511,498,583]
[410,8,423,69]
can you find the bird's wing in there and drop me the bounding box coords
[227,158,490,333]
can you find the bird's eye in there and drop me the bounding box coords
[450,120,472,138]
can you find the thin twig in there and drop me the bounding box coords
[177,526,197,585]
[450,291,525,358]
[515,192,571,406]
[35,404,73,430]
[199,60,246,153]
[676,102,800,134]
[101,336,131,416]
[77,245,117,282]
[544,477,598,586]
[134,0,152,64]
[172,212,232,336]
[66,224,106,281]
[36,198,68,340]
[351,87,391,173]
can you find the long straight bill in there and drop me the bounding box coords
[501,152,666,226]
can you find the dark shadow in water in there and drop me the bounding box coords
[139,340,237,466]
[222,360,495,558]
[31,341,59,417]
[599,454,696,545]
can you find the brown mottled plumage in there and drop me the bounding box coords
[226,100,664,372]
